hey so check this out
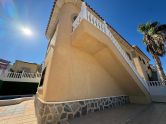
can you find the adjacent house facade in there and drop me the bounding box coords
[0,59,10,75]
[35,0,153,123]
[0,60,42,96]
[0,59,10,70]
[12,60,41,73]
[132,46,151,81]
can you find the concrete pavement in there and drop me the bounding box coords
[70,103,166,124]
[0,99,166,124]
[0,100,37,124]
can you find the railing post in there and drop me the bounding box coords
[21,71,24,78]
[81,2,87,20]
[103,21,108,34]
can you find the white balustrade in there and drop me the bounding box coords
[147,80,166,87]
[72,14,82,31]
[0,71,42,83]
[147,80,166,102]
[72,2,149,91]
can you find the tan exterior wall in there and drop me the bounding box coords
[39,0,151,104]
[46,0,151,83]
[132,49,151,81]
[41,3,126,102]
[71,19,150,103]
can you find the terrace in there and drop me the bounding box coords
[0,71,41,83]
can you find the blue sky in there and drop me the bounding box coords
[0,0,165,72]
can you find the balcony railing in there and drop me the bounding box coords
[147,80,166,87]
[0,71,42,83]
[72,2,149,91]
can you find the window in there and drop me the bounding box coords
[21,67,31,73]
[72,14,78,31]
[142,59,145,64]
[148,65,151,70]
[147,73,152,81]
[139,56,141,61]
[73,15,77,22]
[126,52,131,60]
[72,13,78,22]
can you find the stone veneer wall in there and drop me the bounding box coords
[34,95,129,124]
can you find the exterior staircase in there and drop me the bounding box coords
[72,2,150,101]
[72,2,166,103]
[147,80,166,102]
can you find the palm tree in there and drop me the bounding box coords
[138,21,166,81]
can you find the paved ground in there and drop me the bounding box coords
[0,100,166,124]
[70,103,166,124]
[0,100,37,124]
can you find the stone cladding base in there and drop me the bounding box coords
[34,95,129,124]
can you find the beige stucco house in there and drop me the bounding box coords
[12,60,41,73]
[35,0,153,123]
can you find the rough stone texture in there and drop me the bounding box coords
[34,96,129,124]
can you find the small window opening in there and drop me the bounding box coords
[73,15,77,22]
